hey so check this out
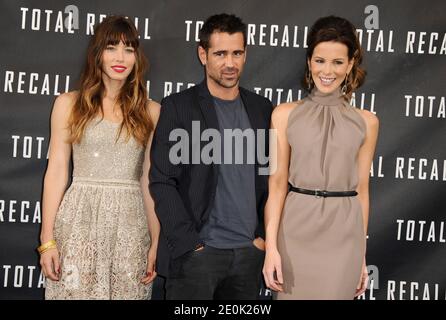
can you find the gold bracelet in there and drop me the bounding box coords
[39,245,57,255]
[37,240,57,254]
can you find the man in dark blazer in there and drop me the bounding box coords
[149,13,273,299]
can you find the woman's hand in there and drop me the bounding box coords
[355,258,369,297]
[40,248,60,281]
[141,246,157,285]
[262,248,283,292]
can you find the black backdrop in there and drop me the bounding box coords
[0,0,445,300]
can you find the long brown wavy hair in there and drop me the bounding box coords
[302,16,366,99]
[68,15,153,146]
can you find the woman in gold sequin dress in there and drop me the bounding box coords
[38,16,161,299]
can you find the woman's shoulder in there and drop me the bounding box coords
[355,108,379,129]
[272,100,304,121]
[146,99,161,125]
[56,91,78,103]
[52,91,78,117]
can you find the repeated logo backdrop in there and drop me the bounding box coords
[0,0,445,300]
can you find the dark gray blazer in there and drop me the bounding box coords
[149,80,273,276]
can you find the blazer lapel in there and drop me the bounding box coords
[240,88,261,131]
[240,87,268,185]
[195,81,219,130]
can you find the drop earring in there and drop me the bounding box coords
[306,69,313,91]
[341,73,349,95]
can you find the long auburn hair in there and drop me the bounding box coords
[68,15,153,146]
[302,16,366,99]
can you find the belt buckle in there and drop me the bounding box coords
[314,189,321,199]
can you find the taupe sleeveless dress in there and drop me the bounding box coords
[45,118,151,300]
[276,88,366,300]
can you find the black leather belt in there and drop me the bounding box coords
[289,184,357,198]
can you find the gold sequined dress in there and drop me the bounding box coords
[45,118,151,300]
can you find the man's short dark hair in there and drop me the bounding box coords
[199,13,247,51]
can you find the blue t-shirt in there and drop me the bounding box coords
[199,95,257,249]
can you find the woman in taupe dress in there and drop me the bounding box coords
[263,16,379,299]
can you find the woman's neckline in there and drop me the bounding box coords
[308,87,345,106]
[95,116,122,125]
